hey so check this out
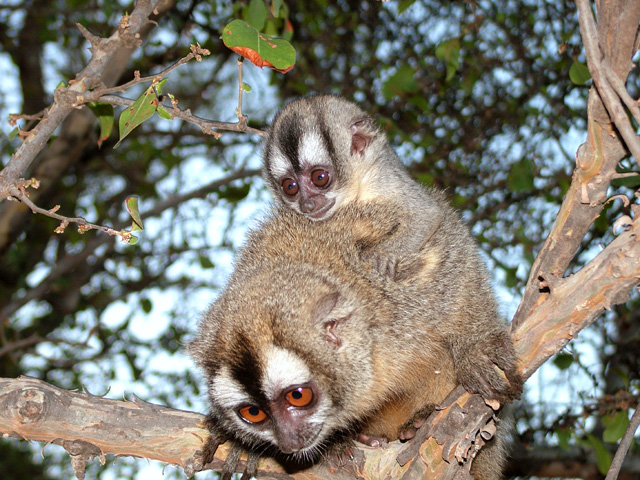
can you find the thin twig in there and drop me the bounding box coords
[236,58,248,127]
[0,1,162,199]
[576,0,640,164]
[8,185,131,241]
[90,44,210,99]
[1,169,261,320]
[604,406,640,480]
[98,95,265,136]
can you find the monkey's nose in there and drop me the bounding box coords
[300,198,315,213]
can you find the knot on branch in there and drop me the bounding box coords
[17,388,46,423]
[53,88,82,109]
[117,13,144,49]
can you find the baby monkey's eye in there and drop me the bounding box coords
[282,178,299,196]
[285,387,314,407]
[310,169,330,188]
[239,405,268,423]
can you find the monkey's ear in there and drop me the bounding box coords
[315,292,349,348]
[350,118,375,155]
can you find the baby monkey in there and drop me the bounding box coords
[263,94,446,279]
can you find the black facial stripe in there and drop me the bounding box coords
[230,332,269,408]
[277,114,302,172]
[319,122,338,168]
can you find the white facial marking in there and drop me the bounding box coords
[210,366,250,409]
[299,132,327,169]
[268,149,293,180]
[262,346,311,399]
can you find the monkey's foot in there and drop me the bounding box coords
[398,418,426,441]
[397,404,435,441]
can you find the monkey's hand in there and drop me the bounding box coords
[360,249,424,282]
[199,416,260,480]
[362,250,402,280]
[452,331,523,403]
[200,420,226,466]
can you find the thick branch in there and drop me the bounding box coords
[512,0,640,328]
[576,0,640,162]
[513,214,640,379]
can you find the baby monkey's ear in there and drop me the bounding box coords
[350,117,377,155]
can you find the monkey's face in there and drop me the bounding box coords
[208,347,334,460]
[197,272,379,461]
[264,131,343,221]
[263,96,376,222]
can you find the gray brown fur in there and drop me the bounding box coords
[190,204,520,478]
[190,95,522,479]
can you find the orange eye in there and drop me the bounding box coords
[311,169,330,188]
[282,178,299,196]
[239,405,267,423]
[285,387,314,407]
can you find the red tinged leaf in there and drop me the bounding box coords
[221,19,296,74]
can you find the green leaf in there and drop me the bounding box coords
[199,255,215,269]
[115,78,168,148]
[382,65,419,100]
[141,298,152,314]
[556,428,572,451]
[242,82,252,92]
[157,107,171,120]
[507,158,535,192]
[435,38,460,81]
[553,352,573,370]
[603,410,629,444]
[263,18,279,36]
[415,173,434,186]
[398,0,417,14]
[569,60,591,85]
[271,0,283,17]
[586,434,612,475]
[128,235,139,245]
[8,127,19,141]
[125,196,144,232]
[611,167,640,187]
[221,19,296,73]
[503,266,518,289]
[245,0,267,30]
[218,183,251,202]
[87,102,114,148]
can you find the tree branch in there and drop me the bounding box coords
[97,94,265,137]
[576,0,640,163]
[512,0,640,328]
[605,406,640,480]
[0,168,261,320]
[0,0,162,199]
